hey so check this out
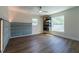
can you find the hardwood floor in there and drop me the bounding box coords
[4,34,79,53]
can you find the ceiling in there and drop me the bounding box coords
[10,6,75,15]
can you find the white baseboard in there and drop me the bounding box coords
[52,32,79,41]
[10,33,42,39]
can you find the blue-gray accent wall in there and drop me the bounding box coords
[3,20,10,50]
[11,22,32,37]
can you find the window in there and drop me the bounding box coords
[51,16,64,32]
[32,19,38,26]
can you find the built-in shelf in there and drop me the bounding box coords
[43,16,51,31]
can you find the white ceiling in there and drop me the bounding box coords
[10,6,75,15]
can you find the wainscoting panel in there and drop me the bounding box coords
[11,22,32,37]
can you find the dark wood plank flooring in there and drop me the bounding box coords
[4,34,79,53]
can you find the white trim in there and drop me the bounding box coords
[1,20,3,53]
[10,33,42,39]
[52,32,79,41]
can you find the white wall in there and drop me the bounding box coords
[9,8,32,23]
[50,7,79,41]
[32,15,43,34]
[0,7,8,21]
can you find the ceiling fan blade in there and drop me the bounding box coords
[42,11,48,12]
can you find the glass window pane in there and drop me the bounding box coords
[52,16,64,32]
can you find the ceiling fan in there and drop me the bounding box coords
[39,6,48,13]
